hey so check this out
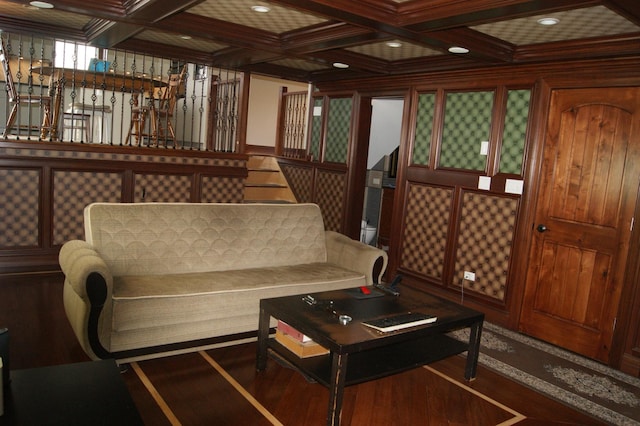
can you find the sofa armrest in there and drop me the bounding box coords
[59,240,113,360]
[325,231,388,285]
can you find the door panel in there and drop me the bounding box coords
[520,87,640,363]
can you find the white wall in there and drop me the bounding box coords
[368,99,404,169]
[246,74,308,147]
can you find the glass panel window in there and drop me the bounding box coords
[324,97,351,164]
[309,97,323,161]
[412,92,436,166]
[54,40,99,69]
[499,89,531,175]
[439,91,494,171]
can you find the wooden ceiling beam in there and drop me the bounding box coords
[425,28,515,63]
[268,0,519,62]
[281,23,384,54]
[513,32,640,62]
[0,16,86,42]
[604,0,640,25]
[310,50,391,74]
[115,38,214,64]
[397,0,600,27]
[210,47,287,68]
[154,13,281,50]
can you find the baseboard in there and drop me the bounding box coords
[620,353,640,378]
[245,145,275,155]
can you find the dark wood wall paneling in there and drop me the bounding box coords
[313,56,640,374]
[0,142,247,273]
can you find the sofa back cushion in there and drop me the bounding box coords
[84,203,328,276]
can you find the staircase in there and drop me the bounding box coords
[244,155,297,203]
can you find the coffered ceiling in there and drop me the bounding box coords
[0,0,638,83]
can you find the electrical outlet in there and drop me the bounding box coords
[463,271,476,281]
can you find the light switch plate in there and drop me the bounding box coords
[480,141,489,155]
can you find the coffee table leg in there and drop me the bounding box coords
[256,304,270,371]
[465,320,483,380]
[327,352,348,426]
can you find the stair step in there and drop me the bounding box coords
[244,155,297,204]
[247,167,280,172]
[247,156,278,170]
[245,183,288,188]
[243,199,295,204]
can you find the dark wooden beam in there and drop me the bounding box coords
[269,0,519,62]
[398,0,600,27]
[115,38,215,64]
[513,32,640,62]
[605,0,640,25]
[0,16,86,42]
[154,13,281,51]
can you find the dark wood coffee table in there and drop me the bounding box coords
[256,285,484,426]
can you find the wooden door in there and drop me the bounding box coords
[520,87,640,363]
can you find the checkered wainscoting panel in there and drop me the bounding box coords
[53,171,122,245]
[325,97,351,164]
[0,168,40,247]
[412,92,436,166]
[200,176,244,203]
[453,191,518,301]
[134,173,192,202]
[500,89,531,175]
[440,91,494,170]
[315,169,346,232]
[400,183,453,279]
[280,163,313,203]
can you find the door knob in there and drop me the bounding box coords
[536,224,548,233]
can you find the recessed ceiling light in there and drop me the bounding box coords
[333,62,349,69]
[448,46,469,54]
[386,41,402,48]
[29,1,54,8]
[537,17,559,26]
[251,5,271,13]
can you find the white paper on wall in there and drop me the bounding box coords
[505,179,524,195]
[478,176,491,190]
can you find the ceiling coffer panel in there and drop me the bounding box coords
[0,0,637,83]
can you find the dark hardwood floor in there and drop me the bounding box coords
[0,272,606,425]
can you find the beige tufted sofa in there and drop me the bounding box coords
[59,202,387,361]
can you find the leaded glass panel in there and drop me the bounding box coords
[309,97,323,161]
[439,91,494,171]
[412,92,436,166]
[499,89,531,175]
[324,97,351,164]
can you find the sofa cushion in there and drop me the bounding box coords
[108,263,365,351]
[84,203,328,276]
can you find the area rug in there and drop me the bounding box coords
[450,323,640,425]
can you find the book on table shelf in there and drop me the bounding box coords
[275,330,329,358]
[277,320,312,343]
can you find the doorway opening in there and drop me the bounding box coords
[361,97,403,251]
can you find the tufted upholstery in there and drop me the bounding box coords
[60,202,387,361]
[84,202,328,276]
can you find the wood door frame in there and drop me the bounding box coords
[516,77,640,368]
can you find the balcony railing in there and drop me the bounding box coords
[0,32,239,152]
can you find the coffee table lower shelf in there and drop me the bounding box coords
[268,333,468,387]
